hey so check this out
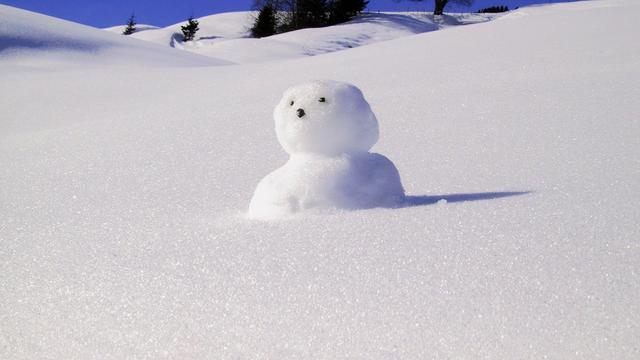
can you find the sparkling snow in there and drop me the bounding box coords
[1,0,639,358]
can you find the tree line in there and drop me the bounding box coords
[477,5,509,13]
[121,0,505,41]
[251,0,369,38]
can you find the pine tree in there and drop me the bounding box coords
[294,0,329,29]
[253,0,365,33]
[251,4,277,38]
[181,16,200,42]
[329,0,368,25]
[122,14,136,35]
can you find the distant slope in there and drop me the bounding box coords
[0,5,229,67]
[128,12,253,52]
[125,11,497,63]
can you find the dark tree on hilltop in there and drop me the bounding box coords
[253,0,328,33]
[477,5,508,13]
[251,3,277,37]
[329,0,368,24]
[251,0,367,36]
[396,0,473,15]
[181,16,200,41]
[123,14,136,35]
[293,0,329,29]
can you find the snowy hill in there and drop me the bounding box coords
[1,0,640,358]
[117,11,497,63]
[0,5,227,67]
[127,11,253,45]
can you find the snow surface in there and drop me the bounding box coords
[2,0,640,358]
[0,5,227,68]
[121,11,497,64]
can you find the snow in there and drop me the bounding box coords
[1,0,640,358]
[127,12,254,58]
[274,80,380,155]
[0,4,228,68]
[249,151,405,219]
[121,11,497,64]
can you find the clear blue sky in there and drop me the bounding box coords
[0,0,573,28]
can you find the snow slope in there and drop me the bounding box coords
[1,0,639,358]
[124,11,496,63]
[124,12,252,53]
[0,5,227,68]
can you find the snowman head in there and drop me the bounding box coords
[274,80,379,156]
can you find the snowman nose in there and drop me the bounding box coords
[296,108,306,118]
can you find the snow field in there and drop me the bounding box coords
[1,0,640,358]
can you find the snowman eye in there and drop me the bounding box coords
[289,100,294,106]
[319,97,326,103]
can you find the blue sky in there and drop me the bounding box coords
[0,0,572,28]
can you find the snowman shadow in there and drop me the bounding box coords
[398,191,532,208]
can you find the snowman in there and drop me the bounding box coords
[248,80,405,219]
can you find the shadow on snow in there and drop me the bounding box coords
[400,191,531,208]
